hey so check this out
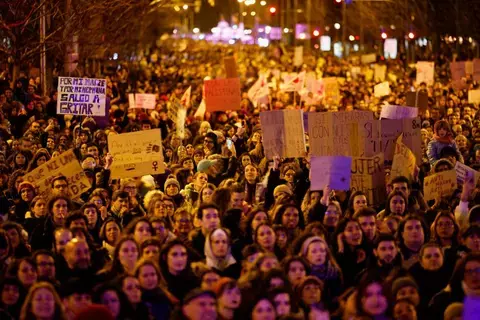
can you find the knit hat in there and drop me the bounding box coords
[73,304,115,320]
[197,159,215,173]
[295,276,324,297]
[273,184,293,198]
[164,178,180,190]
[444,302,463,320]
[17,181,35,193]
[391,277,419,297]
[183,288,216,305]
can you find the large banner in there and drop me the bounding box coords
[57,77,106,116]
[260,110,306,159]
[204,78,241,111]
[23,149,91,199]
[308,111,375,157]
[108,129,165,178]
[350,153,386,205]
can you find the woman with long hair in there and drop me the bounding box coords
[26,149,50,172]
[99,218,122,259]
[98,236,139,281]
[19,281,67,320]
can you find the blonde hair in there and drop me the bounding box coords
[20,282,67,320]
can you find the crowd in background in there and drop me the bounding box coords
[0,41,479,320]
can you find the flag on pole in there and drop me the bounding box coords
[282,71,306,92]
[180,86,191,108]
[248,75,269,107]
[194,99,206,119]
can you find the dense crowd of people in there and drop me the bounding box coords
[0,41,480,320]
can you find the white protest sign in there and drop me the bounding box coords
[57,77,106,116]
[374,82,390,97]
[294,46,304,67]
[128,94,156,109]
[374,64,387,82]
[177,107,187,139]
[361,53,376,64]
[416,61,435,85]
[455,162,480,187]
[310,156,352,191]
[380,105,418,119]
[108,129,165,179]
[468,90,480,104]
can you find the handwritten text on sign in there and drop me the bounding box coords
[23,149,91,199]
[423,169,457,201]
[390,135,416,181]
[204,78,241,112]
[108,129,165,179]
[128,94,156,109]
[260,110,306,159]
[57,77,106,116]
[350,153,386,205]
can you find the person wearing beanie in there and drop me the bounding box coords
[273,184,293,201]
[444,302,463,320]
[391,277,420,308]
[14,181,36,223]
[164,178,184,207]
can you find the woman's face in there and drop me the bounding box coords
[284,169,295,183]
[281,207,300,230]
[256,225,275,250]
[37,156,47,166]
[244,165,258,181]
[122,277,142,304]
[20,188,34,202]
[183,159,195,170]
[15,154,26,165]
[302,283,321,305]
[396,286,420,306]
[195,173,208,188]
[260,257,279,273]
[219,285,242,309]
[84,207,97,227]
[465,233,480,252]
[31,288,55,319]
[438,128,447,138]
[420,246,444,271]
[1,284,20,306]
[124,183,137,198]
[390,195,406,215]
[138,264,159,290]
[310,192,321,205]
[242,155,252,168]
[18,260,37,287]
[133,221,152,244]
[6,228,20,249]
[106,222,121,244]
[251,212,268,233]
[362,283,388,316]
[167,244,188,275]
[143,244,161,262]
[152,222,168,243]
[101,290,121,318]
[118,240,138,271]
[436,216,455,239]
[344,221,363,246]
[251,299,276,320]
[153,200,165,217]
[273,293,291,317]
[353,195,367,212]
[324,204,339,227]
[275,230,287,249]
[202,187,214,203]
[287,261,306,286]
[194,153,204,164]
[211,231,228,258]
[306,241,327,267]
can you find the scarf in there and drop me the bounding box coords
[433,133,454,144]
[204,229,237,271]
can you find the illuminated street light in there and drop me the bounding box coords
[242,12,247,16]
[381,32,387,39]
[334,23,341,30]
[174,6,180,11]
[182,4,188,10]
[283,28,289,33]
[260,0,267,5]
[251,11,256,16]
[313,30,320,37]
[193,28,200,34]
[349,35,355,41]
[265,26,271,34]
[269,6,276,14]
[408,32,415,39]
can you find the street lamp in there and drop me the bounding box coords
[408,32,415,39]
[182,4,188,10]
[334,23,341,30]
[381,32,387,39]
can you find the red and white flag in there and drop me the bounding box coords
[248,75,269,107]
[180,86,191,108]
[282,71,306,92]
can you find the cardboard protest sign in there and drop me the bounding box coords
[423,170,457,201]
[128,94,156,109]
[23,149,91,199]
[466,61,474,75]
[374,64,387,82]
[380,105,418,119]
[260,110,306,159]
[416,61,434,85]
[390,135,416,181]
[406,91,428,112]
[204,78,241,111]
[294,46,304,67]
[455,162,480,187]
[308,111,375,157]
[310,156,352,190]
[323,77,341,103]
[57,77,106,116]
[374,82,390,97]
[176,107,187,139]
[310,156,352,191]
[468,90,480,104]
[108,129,165,179]
[361,53,376,64]
[450,61,466,81]
[194,99,206,119]
[473,59,480,81]
[379,118,422,166]
[351,153,386,205]
[351,66,361,79]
